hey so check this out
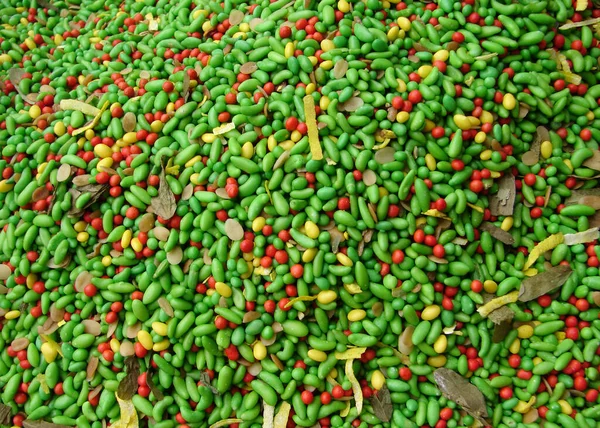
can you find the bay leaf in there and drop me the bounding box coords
[23,422,71,428]
[480,222,515,245]
[370,386,392,422]
[149,165,176,220]
[582,151,600,171]
[145,369,163,400]
[117,357,140,400]
[199,370,219,395]
[0,403,10,425]
[518,265,572,302]
[493,319,514,343]
[433,368,488,423]
[489,174,515,216]
[68,183,108,217]
[565,188,600,206]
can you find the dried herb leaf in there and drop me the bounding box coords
[518,265,572,302]
[370,386,392,422]
[150,166,176,220]
[523,126,547,165]
[583,151,600,170]
[23,422,71,428]
[493,319,513,343]
[0,404,11,425]
[490,174,515,216]
[480,222,515,245]
[199,370,219,395]
[434,368,488,423]
[565,188,600,206]
[117,357,140,400]
[8,69,36,104]
[145,371,163,400]
[68,183,108,217]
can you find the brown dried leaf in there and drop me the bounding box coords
[518,265,572,302]
[522,150,538,166]
[480,222,515,245]
[199,371,219,395]
[434,368,488,423]
[23,422,72,428]
[68,183,108,217]
[582,151,600,170]
[493,319,513,343]
[150,165,176,220]
[370,386,392,422]
[0,404,10,426]
[117,357,140,400]
[145,371,163,400]
[489,174,515,216]
[565,189,600,206]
